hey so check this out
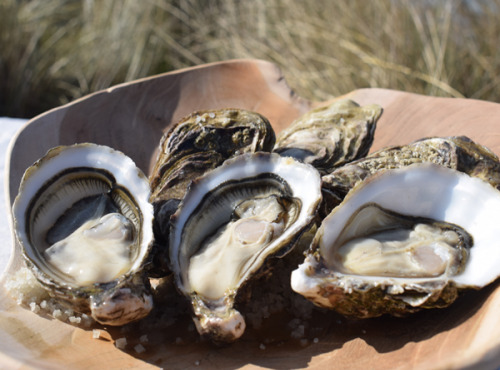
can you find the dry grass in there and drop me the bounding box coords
[1,0,500,118]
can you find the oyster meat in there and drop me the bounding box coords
[292,164,500,318]
[12,143,154,326]
[273,99,382,175]
[169,152,322,342]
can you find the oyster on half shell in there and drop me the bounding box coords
[12,144,154,326]
[292,164,500,318]
[169,152,322,342]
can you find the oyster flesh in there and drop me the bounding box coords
[169,152,322,342]
[273,99,382,175]
[292,164,500,318]
[12,143,154,326]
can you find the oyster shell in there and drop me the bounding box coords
[12,143,154,326]
[169,152,322,342]
[322,136,500,212]
[150,108,276,204]
[291,164,500,318]
[273,99,382,175]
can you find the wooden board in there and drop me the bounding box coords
[2,59,500,369]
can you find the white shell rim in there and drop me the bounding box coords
[169,152,323,296]
[293,163,500,296]
[12,143,154,287]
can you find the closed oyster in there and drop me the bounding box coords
[273,99,382,175]
[169,153,322,342]
[292,164,500,318]
[322,136,500,212]
[150,108,276,204]
[12,144,154,326]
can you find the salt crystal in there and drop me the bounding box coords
[69,316,81,324]
[313,337,319,344]
[259,343,266,350]
[92,330,101,339]
[29,302,40,313]
[139,334,149,343]
[115,337,127,349]
[134,344,146,354]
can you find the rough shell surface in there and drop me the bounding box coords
[273,99,382,175]
[321,136,500,213]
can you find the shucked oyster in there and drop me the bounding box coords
[169,152,322,342]
[292,164,500,318]
[12,144,154,326]
[322,136,500,212]
[273,99,382,175]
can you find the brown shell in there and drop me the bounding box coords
[149,108,276,204]
[322,136,500,213]
[273,99,382,175]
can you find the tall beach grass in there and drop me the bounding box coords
[1,0,500,118]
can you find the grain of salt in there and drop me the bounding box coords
[134,344,146,354]
[115,337,127,349]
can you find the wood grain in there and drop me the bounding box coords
[2,59,500,369]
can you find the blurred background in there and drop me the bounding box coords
[1,0,499,119]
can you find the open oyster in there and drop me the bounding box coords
[273,99,382,175]
[292,164,500,318]
[12,144,154,326]
[169,152,322,342]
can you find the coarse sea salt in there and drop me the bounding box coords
[115,337,127,349]
[134,344,146,354]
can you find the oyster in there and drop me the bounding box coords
[169,152,322,342]
[322,136,500,212]
[150,108,276,204]
[291,164,500,318]
[273,99,382,175]
[12,143,154,326]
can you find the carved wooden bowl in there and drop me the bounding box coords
[2,59,500,369]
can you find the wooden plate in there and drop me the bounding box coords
[2,59,500,369]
